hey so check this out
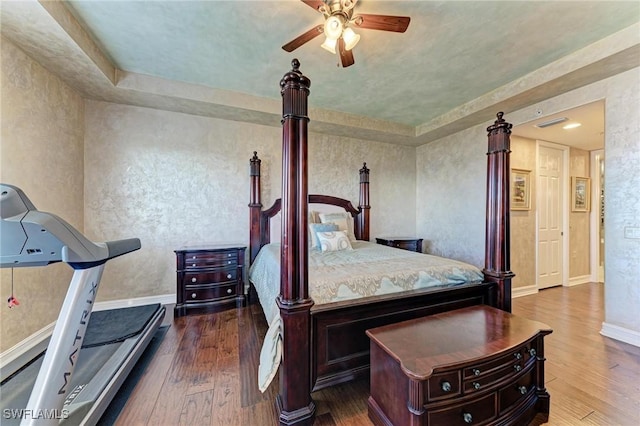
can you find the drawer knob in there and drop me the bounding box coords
[440,381,452,392]
[472,368,480,376]
[514,364,522,372]
[514,352,522,360]
[227,288,233,294]
[529,348,537,357]
[228,253,232,257]
[472,382,480,390]
[463,412,473,424]
[227,273,232,279]
[228,260,232,264]
[191,263,196,267]
[192,256,196,259]
[519,385,527,395]
[191,277,197,283]
[191,293,197,299]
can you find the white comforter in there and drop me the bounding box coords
[249,241,484,391]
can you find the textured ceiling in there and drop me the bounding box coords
[1,1,639,147]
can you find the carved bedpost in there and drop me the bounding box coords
[483,112,515,312]
[249,152,262,264]
[276,59,315,426]
[357,162,370,241]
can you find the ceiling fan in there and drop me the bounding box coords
[282,0,411,68]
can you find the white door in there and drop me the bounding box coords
[538,144,564,289]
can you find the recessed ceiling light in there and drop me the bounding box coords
[563,123,582,130]
[534,117,568,128]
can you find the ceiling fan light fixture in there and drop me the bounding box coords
[342,27,360,50]
[324,15,344,40]
[321,37,337,54]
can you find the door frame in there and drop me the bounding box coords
[535,140,570,289]
[590,149,604,283]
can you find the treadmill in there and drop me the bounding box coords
[0,184,166,425]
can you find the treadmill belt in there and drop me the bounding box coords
[82,303,161,348]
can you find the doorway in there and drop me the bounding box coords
[537,142,568,289]
[591,150,605,283]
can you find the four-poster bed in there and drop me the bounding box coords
[248,60,514,426]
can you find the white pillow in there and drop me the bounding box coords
[319,212,356,242]
[316,230,353,252]
[309,223,339,249]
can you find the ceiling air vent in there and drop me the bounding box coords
[534,117,568,128]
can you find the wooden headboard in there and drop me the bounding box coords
[248,152,370,264]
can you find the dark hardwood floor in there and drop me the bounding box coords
[114,283,640,425]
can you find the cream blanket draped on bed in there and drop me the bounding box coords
[249,241,484,391]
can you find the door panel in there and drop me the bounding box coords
[538,145,564,289]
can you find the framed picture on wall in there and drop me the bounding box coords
[511,169,531,210]
[572,176,591,212]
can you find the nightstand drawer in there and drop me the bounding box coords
[183,269,237,285]
[184,284,237,302]
[498,366,535,414]
[182,252,238,269]
[427,392,497,426]
[427,371,461,402]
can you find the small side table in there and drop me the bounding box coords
[375,237,423,253]
[174,244,246,317]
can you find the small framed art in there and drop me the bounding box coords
[572,176,591,212]
[511,169,531,211]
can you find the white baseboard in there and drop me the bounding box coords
[94,293,175,311]
[600,322,640,347]
[0,322,55,382]
[512,285,538,298]
[0,293,175,381]
[567,275,591,287]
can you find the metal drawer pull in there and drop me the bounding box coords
[227,273,232,279]
[228,260,232,264]
[192,256,196,259]
[227,288,233,294]
[518,385,527,395]
[514,352,522,360]
[191,277,197,283]
[191,263,196,267]
[441,381,451,392]
[463,412,473,424]
[191,293,197,299]
[472,368,480,376]
[514,364,522,372]
[529,348,537,357]
[228,253,232,257]
[472,382,480,390]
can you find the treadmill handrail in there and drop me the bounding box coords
[1,184,140,269]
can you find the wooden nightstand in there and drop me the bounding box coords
[375,237,423,253]
[174,244,246,317]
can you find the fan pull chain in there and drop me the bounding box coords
[8,268,20,308]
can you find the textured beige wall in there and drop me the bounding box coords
[1,39,84,351]
[510,136,537,288]
[569,148,591,278]
[415,125,486,267]
[417,68,640,339]
[84,101,416,301]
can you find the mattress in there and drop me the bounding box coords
[249,241,485,391]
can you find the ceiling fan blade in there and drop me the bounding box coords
[353,13,410,33]
[338,37,355,68]
[301,0,326,13]
[282,25,324,52]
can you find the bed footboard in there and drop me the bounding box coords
[310,282,497,391]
